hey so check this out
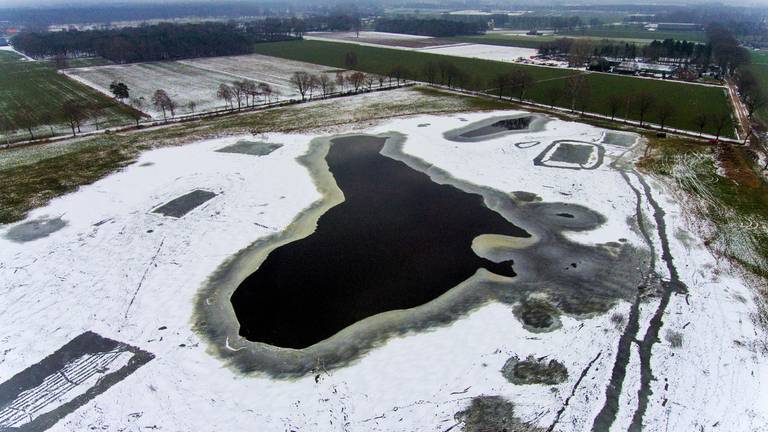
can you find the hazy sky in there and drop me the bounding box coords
[1,0,767,8]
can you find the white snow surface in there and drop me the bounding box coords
[417,43,538,61]
[63,54,342,118]
[304,34,538,62]
[0,110,766,431]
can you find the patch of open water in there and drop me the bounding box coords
[231,136,524,349]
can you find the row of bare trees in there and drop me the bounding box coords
[485,70,732,139]
[216,81,278,110]
[289,70,402,102]
[0,97,145,142]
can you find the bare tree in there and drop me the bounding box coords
[364,73,376,90]
[349,71,365,92]
[545,85,562,108]
[576,82,592,115]
[259,83,274,103]
[713,112,732,140]
[151,89,172,121]
[742,89,766,144]
[290,71,313,101]
[186,100,197,114]
[344,51,358,70]
[38,111,56,137]
[656,101,676,131]
[511,70,534,101]
[89,107,103,130]
[335,71,347,92]
[491,72,511,99]
[61,100,87,136]
[744,90,766,119]
[389,65,408,86]
[607,94,622,120]
[317,74,335,96]
[217,84,234,109]
[693,113,708,137]
[564,75,588,112]
[167,98,177,118]
[636,91,656,127]
[0,114,14,144]
[232,81,247,109]
[129,97,147,126]
[14,101,40,140]
[53,54,68,69]
[568,39,595,67]
[245,81,263,105]
[423,61,438,84]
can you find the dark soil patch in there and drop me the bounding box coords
[502,355,569,385]
[4,216,66,242]
[514,298,561,331]
[152,189,217,218]
[216,140,283,156]
[455,396,545,432]
[460,116,534,138]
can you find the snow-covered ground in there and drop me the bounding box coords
[63,54,343,118]
[305,32,538,62]
[307,31,433,41]
[0,45,34,61]
[418,43,538,61]
[0,111,766,431]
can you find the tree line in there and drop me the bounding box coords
[539,38,712,66]
[373,18,486,37]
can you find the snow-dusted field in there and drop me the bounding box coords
[64,54,343,118]
[418,43,538,61]
[0,111,766,431]
[179,54,342,99]
[305,32,538,62]
[307,31,433,41]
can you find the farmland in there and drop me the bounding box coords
[0,51,135,141]
[252,39,734,136]
[65,54,343,118]
[560,25,707,43]
[449,33,656,49]
[747,51,768,122]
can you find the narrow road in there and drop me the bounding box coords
[727,79,750,140]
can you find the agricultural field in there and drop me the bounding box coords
[65,54,344,118]
[252,39,734,136]
[419,43,537,61]
[0,51,136,143]
[449,32,656,49]
[746,50,768,123]
[560,25,707,43]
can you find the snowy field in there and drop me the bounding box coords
[64,54,343,118]
[180,54,342,99]
[0,111,766,430]
[418,43,538,61]
[305,32,538,61]
[307,31,433,41]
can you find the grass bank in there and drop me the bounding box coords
[0,51,134,139]
[639,136,768,282]
[252,40,733,136]
[0,87,507,224]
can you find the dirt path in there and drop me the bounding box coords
[727,79,750,140]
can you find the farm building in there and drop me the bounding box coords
[613,61,676,76]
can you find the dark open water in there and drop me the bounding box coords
[231,136,528,349]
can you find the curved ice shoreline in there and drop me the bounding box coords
[193,123,648,378]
